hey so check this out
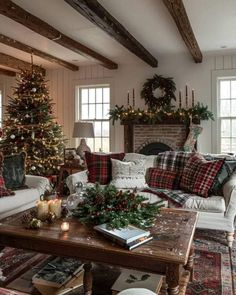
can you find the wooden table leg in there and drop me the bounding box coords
[166,264,180,295]
[184,245,194,281]
[83,262,93,295]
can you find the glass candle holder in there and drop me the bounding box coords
[61,221,70,232]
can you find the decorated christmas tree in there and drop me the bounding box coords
[0,66,65,176]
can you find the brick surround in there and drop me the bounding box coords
[124,124,188,153]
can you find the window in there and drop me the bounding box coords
[218,78,236,153]
[77,85,110,152]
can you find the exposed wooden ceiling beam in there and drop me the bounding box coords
[162,0,202,63]
[0,34,78,71]
[0,67,16,76]
[0,52,46,75]
[0,0,118,70]
[65,0,158,68]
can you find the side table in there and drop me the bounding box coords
[57,164,84,196]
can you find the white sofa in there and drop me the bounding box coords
[66,152,236,247]
[0,175,50,219]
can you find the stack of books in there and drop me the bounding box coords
[94,224,153,250]
[32,257,84,295]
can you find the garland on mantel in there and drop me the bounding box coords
[109,102,214,125]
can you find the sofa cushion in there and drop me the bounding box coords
[147,168,177,189]
[85,152,125,185]
[3,152,27,190]
[110,158,147,189]
[124,153,156,170]
[155,151,194,187]
[183,195,226,213]
[180,154,225,197]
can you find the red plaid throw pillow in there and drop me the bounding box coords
[85,152,125,184]
[147,168,178,189]
[180,154,224,197]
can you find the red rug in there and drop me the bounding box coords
[185,230,235,295]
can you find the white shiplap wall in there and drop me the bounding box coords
[1,53,236,153]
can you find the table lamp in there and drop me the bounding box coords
[73,121,95,159]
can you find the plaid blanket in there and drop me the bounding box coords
[142,187,194,207]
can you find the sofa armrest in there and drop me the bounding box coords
[25,175,50,195]
[66,170,88,194]
[223,174,236,218]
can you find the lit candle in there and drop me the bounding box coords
[132,88,135,107]
[37,201,49,220]
[192,89,195,107]
[49,199,62,218]
[61,221,69,232]
[185,85,188,108]
[179,90,182,109]
[127,91,130,106]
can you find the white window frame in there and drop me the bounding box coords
[74,81,113,152]
[212,69,236,153]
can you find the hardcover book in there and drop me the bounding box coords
[94,224,153,250]
[94,224,150,244]
[32,257,84,288]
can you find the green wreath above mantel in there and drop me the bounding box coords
[109,74,214,125]
[141,74,176,109]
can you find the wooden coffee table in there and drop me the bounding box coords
[0,208,198,295]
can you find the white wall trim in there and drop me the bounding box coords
[211,68,236,153]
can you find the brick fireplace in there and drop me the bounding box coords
[124,123,188,154]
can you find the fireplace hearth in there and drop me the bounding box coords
[124,123,188,154]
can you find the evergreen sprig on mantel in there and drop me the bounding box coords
[72,183,163,229]
[109,102,214,125]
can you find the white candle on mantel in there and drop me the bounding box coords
[61,222,70,232]
[37,201,49,220]
[49,199,62,218]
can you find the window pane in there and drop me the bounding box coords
[103,104,110,119]
[81,89,88,103]
[221,138,231,153]
[102,138,110,153]
[220,80,230,99]
[103,88,110,103]
[220,100,230,117]
[89,88,95,103]
[86,138,94,151]
[81,104,89,119]
[102,121,109,137]
[88,104,95,119]
[96,104,103,119]
[221,119,230,137]
[96,88,103,103]
[231,81,236,98]
[94,138,102,152]
[94,121,102,137]
[232,139,236,153]
[231,100,236,116]
[232,120,236,137]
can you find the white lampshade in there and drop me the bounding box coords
[72,121,95,138]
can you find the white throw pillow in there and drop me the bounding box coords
[110,159,148,189]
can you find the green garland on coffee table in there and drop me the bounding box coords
[109,102,214,125]
[72,183,163,229]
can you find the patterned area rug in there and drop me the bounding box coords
[0,229,235,295]
[0,248,49,287]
